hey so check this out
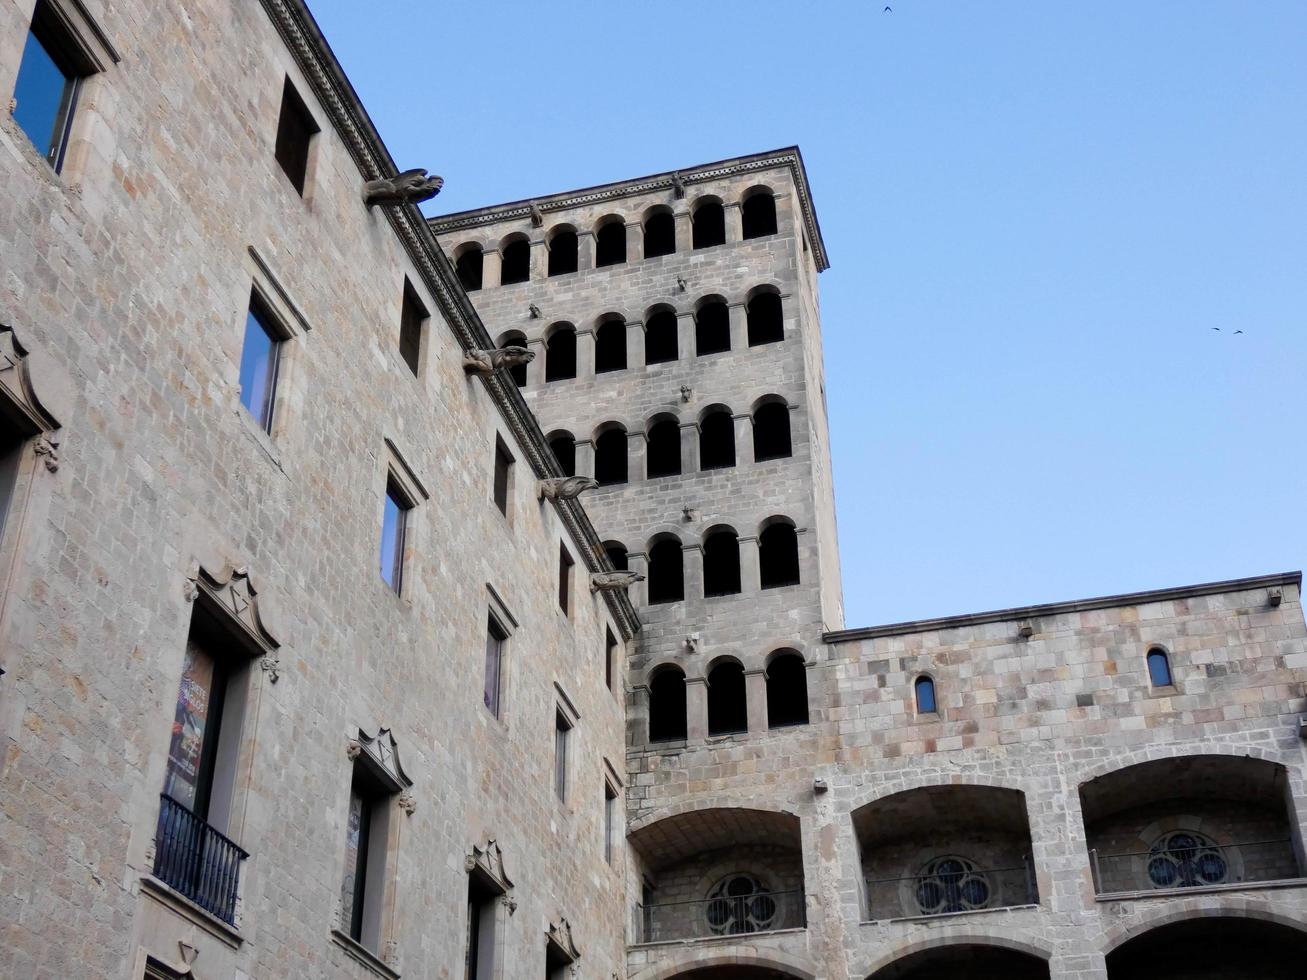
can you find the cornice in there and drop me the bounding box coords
[427,148,831,272]
[257,0,639,639]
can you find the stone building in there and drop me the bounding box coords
[1,2,1305,980]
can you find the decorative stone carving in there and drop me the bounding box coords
[538,476,598,501]
[362,168,444,208]
[0,325,62,438]
[1269,589,1283,607]
[671,172,686,198]
[676,275,688,292]
[176,940,199,975]
[1017,620,1034,639]
[345,739,362,760]
[191,564,279,654]
[397,793,416,816]
[462,346,535,377]
[680,384,693,402]
[352,727,413,794]
[682,506,697,522]
[466,839,515,901]
[684,633,699,653]
[590,571,644,594]
[528,303,542,319]
[546,917,580,964]
[259,655,280,684]
[529,202,544,227]
[33,434,59,472]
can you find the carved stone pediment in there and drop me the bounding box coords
[191,565,279,655]
[465,839,514,897]
[0,325,61,435]
[350,727,412,794]
[546,917,580,963]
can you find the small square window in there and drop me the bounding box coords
[554,709,571,801]
[399,278,427,377]
[380,477,411,594]
[239,294,282,433]
[11,2,92,171]
[484,614,507,718]
[492,439,513,516]
[275,77,318,196]
[558,544,573,616]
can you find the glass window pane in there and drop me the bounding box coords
[380,483,407,592]
[1148,651,1172,686]
[163,643,218,813]
[915,677,936,713]
[239,305,279,431]
[340,789,368,940]
[484,618,503,716]
[12,26,74,165]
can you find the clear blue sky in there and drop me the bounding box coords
[309,1,1307,626]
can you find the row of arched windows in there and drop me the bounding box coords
[648,649,809,742]
[546,400,791,485]
[452,188,779,291]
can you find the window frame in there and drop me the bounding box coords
[484,612,509,719]
[274,75,319,197]
[492,436,514,518]
[238,291,285,434]
[914,674,938,715]
[553,708,572,802]
[557,542,574,617]
[398,277,428,378]
[603,778,619,865]
[1146,647,1175,689]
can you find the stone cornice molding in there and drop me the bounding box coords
[255,1,638,639]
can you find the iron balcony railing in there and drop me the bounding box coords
[1089,838,1297,894]
[153,793,248,926]
[864,859,1038,920]
[637,889,805,944]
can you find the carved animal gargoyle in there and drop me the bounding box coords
[363,168,444,208]
[529,202,544,227]
[671,172,686,199]
[538,476,598,501]
[590,570,645,594]
[462,346,535,377]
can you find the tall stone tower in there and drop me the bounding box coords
[431,148,841,746]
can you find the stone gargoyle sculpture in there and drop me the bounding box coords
[462,346,535,377]
[363,168,444,208]
[590,571,645,594]
[538,476,599,501]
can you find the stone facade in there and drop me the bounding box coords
[2,2,1306,980]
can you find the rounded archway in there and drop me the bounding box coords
[1106,915,1307,979]
[867,944,1049,980]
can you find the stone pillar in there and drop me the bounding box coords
[629,431,648,483]
[575,440,595,480]
[629,683,650,747]
[676,311,696,360]
[724,202,743,243]
[627,551,649,606]
[683,544,704,603]
[483,249,502,289]
[745,668,768,734]
[576,329,595,379]
[679,423,698,475]
[685,676,709,741]
[674,209,692,254]
[733,413,754,465]
[739,535,760,592]
[626,320,646,370]
[528,238,547,281]
[524,338,546,390]
[729,302,749,351]
[624,221,641,263]
[578,231,596,272]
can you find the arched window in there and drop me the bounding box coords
[644,309,679,364]
[595,317,627,373]
[707,660,747,735]
[544,324,576,382]
[741,189,777,239]
[705,874,775,934]
[692,199,725,249]
[702,528,741,596]
[648,665,687,742]
[647,537,684,604]
[500,236,530,285]
[547,431,576,477]
[746,290,783,346]
[1147,648,1173,687]
[914,675,937,714]
[646,418,682,479]
[644,208,675,258]
[699,409,736,470]
[498,331,528,387]
[603,541,628,571]
[595,218,626,267]
[548,227,578,276]
[695,300,730,356]
[1146,830,1227,888]
[766,651,808,727]
[454,244,483,291]
[594,427,628,486]
[752,401,791,460]
[758,520,799,588]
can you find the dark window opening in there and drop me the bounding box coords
[752,402,792,460]
[605,628,619,692]
[548,230,578,276]
[1147,648,1173,687]
[604,543,628,571]
[500,239,530,285]
[644,211,675,258]
[648,667,687,742]
[399,278,427,376]
[695,301,730,356]
[699,411,736,470]
[484,615,507,717]
[915,675,937,713]
[465,873,499,980]
[499,332,528,387]
[11,2,91,172]
[647,539,684,604]
[702,530,741,597]
[746,292,783,346]
[646,419,682,479]
[766,652,809,727]
[554,709,571,800]
[0,422,27,539]
[545,327,576,381]
[492,439,512,516]
[644,311,679,364]
[595,320,627,373]
[239,293,282,433]
[380,477,411,594]
[594,429,628,486]
[275,77,318,196]
[340,766,390,949]
[595,221,626,267]
[548,434,575,476]
[455,247,483,292]
[603,780,618,863]
[758,522,799,589]
[558,544,573,616]
[692,201,725,249]
[707,661,747,735]
[742,192,778,239]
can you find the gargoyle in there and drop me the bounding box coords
[671,172,686,199]
[462,346,535,377]
[590,571,645,593]
[528,303,542,319]
[363,168,444,208]
[538,476,599,501]
[529,202,544,227]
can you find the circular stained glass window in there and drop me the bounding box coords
[704,874,776,935]
[915,856,992,915]
[1147,830,1228,889]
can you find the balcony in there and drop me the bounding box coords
[153,793,248,926]
[638,887,805,944]
[865,858,1037,920]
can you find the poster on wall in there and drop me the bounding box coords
[163,643,215,813]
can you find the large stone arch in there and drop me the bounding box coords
[1100,898,1307,953]
[844,771,1031,816]
[856,932,1052,980]
[1073,742,1288,787]
[634,947,817,980]
[630,797,802,838]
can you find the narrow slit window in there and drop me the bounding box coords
[558,544,573,616]
[484,615,507,717]
[398,278,427,376]
[380,477,411,594]
[274,77,318,195]
[604,781,618,864]
[1147,648,1173,687]
[554,709,571,801]
[915,675,937,714]
[492,439,513,516]
[605,627,619,692]
[239,294,282,433]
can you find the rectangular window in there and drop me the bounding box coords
[398,278,427,376]
[338,765,391,952]
[465,874,498,980]
[483,614,507,717]
[274,77,318,195]
[11,2,90,171]
[492,439,513,516]
[380,477,411,593]
[163,639,227,818]
[239,294,282,432]
[557,544,573,616]
[0,424,27,541]
[340,786,371,942]
[554,709,571,802]
[604,780,617,864]
[605,628,618,692]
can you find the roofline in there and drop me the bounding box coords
[427,147,831,272]
[258,0,639,639]
[824,571,1302,643]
